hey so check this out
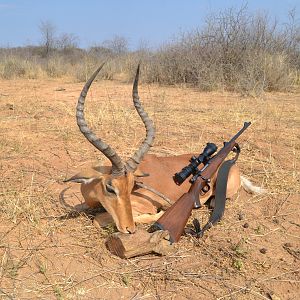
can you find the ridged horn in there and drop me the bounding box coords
[126,64,156,172]
[76,63,125,177]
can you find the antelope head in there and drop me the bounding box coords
[65,64,155,233]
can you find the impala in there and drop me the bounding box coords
[65,64,263,233]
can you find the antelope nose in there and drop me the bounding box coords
[126,226,135,234]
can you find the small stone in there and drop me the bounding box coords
[283,242,292,248]
[243,223,249,228]
[238,213,244,220]
[6,103,14,110]
[260,248,267,254]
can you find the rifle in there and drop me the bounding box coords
[149,122,251,243]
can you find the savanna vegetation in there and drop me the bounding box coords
[1,7,299,95]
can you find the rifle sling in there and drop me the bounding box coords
[199,158,236,236]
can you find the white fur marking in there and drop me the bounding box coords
[240,176,266,194]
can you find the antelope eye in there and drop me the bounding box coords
[106,183,116,195]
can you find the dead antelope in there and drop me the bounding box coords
[65,64,264,233]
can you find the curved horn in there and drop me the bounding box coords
[126,64,156,172]
[76,63,125,177]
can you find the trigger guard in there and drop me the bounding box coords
[201,184,211,195]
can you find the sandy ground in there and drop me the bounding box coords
[0,77,299,299]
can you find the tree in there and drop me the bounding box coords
[103,35,129,55]
[39,20,56,56]
[56,33,79,52]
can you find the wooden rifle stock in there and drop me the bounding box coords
[149,122,251,243]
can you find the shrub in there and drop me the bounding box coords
[0,57,44,80]
[1,58,26,79]
[0,7,299,93]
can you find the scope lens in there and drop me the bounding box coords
[203,143,217,157]
[173,165,194,185]
[173,173,184,185]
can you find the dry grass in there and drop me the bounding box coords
[0,76,299,299]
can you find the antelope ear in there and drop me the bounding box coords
[64,175,99,184]
[64,169,103,184]
[133,167,150,178]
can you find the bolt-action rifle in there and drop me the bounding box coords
[149,122,251,243]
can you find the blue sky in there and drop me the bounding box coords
[0,0,299,49]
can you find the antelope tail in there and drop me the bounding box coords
[240,176,267,194]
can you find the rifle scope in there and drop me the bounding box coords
[173,142,217,185]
